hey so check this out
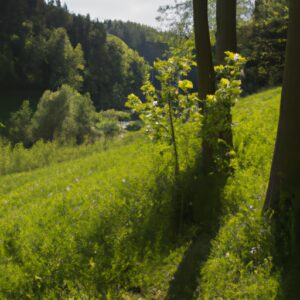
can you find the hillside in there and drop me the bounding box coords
[0,87,281,299]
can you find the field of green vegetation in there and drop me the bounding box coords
[0,88,281,299]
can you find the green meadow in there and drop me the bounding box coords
[0,88,281,299]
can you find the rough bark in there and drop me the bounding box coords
[193,0,215,173]
[216,0,237,153]
[193,0,215,101]
[216,0,237,64]
[264,0,300,297]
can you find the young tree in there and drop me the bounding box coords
[264,0,300,297]
[46,28,85,91]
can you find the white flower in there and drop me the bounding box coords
[234,53,240,61]
[122,179,127,183]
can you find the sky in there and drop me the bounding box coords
[63,0,172,27]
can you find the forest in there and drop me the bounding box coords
[0,0,298,299]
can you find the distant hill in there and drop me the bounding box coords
[104,20,169,64]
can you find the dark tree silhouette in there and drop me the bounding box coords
[264,0,300,298]
[216,0,237,151]
[192,0,215,174]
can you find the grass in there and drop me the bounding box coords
[0,87,282,299]
[198,87,281,299]
[0,131,198,299]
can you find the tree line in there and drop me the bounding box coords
[0,0,169,116]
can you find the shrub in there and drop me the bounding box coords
[6,100,33,146]
[96,118,120,140]
[99,109,131,122]
[31,85,95,144]
[126,120,143,131]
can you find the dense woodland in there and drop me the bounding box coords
[0,0,299,299]
[0,0,169,118]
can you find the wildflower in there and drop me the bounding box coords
[234,53,240,62]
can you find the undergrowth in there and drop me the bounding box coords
[197,88,281,299]
[0,88,283,299]
[0,129,200,299]
[0,134,136,176]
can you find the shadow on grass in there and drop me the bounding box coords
[165,173,228,300]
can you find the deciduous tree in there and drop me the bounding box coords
[264,0,300,297]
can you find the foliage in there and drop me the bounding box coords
[0,137,109,176]
[98,109,131,122]
[95,119,121,142]
[97,35,149,110]
[46,28,85,90]
[6,100,33,146]
[199,211,279,299]
[126,50,201,174]
[157,0,255,37]
[31,85,96,144]
[126,120,144,132]
[0,0,152,118]
[203,52,246,172]
[94,109,130,141]
[104,20,169,64]
[0,87,283,299]
[0,133,180,299]
[197,88,281,299]
[239,1,288,93]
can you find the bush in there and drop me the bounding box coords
[96,118,121,143]
[98,109,131,122]
[31,85,95,144]
[126,120,143,131]
[6,100,33,146]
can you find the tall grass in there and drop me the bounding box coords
[0,88,283,299]
[0,134,137,176]
[0,127,200,298]
[198,88,281,299]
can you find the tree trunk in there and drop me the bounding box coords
[193,0,215,173]
[216,0,237,154]
[216,0,237,64]
[264,0,300,297]
[193,0,215,100]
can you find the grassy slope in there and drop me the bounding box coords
[0,134,177,298]
[198,87,281,299]
[0,88,281,299]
